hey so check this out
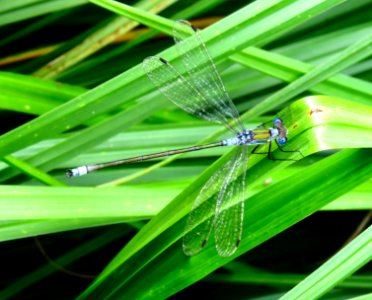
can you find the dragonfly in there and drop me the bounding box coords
[66,20,302,257]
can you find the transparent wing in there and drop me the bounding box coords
[173,20,245,133]
[214,145,247,257]
[183,147,246,256]
[142,20,244,134]
[143,56,233,130]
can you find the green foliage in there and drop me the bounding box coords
[0,0,371,299]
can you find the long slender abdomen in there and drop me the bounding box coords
[66,141,224,177]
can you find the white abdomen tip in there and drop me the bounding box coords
[65,166,89,177]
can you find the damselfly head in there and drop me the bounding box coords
[273,117,283,127]
[277,136,287,146]
[274,118,288,145]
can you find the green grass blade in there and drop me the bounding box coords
[280,225,372,300]
[57,1,225,81]
[0,184,172,222]
[1,179,370,242]
[0,9,71,48]
[89,0,347,50]
[0,0,87,26]
[0,218,127,242]
[75,96,372,297]
[2,155,65,186]
[232,46,372,106]
[0,0,347,167]
[239,32,372,121]
[208,261,372,289]
[2,0,372,298]
[0,71,85,115]
[349,293,372,300]
[34,0,178,79]
[79,148,372,299]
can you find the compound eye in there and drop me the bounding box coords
[273,117,283,127]
[278,137,287,146]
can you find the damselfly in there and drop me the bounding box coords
[66,20,302,257]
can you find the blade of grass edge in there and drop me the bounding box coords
[280,225,372,300]
[78,146,372,298]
